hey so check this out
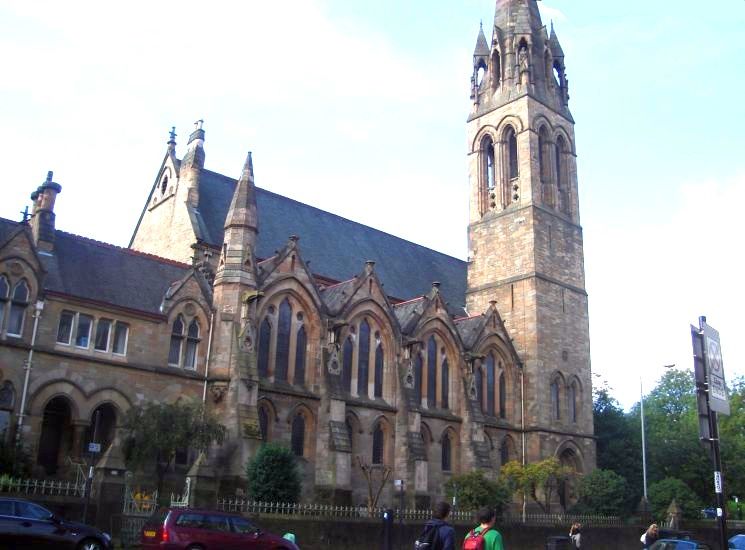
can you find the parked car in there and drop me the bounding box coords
[141,507,299,550]
[0,496,112,549]
[650,540,712,550]
[730,534,745,549]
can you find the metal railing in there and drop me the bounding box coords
[215,499,622,527]
[0,476,85,498]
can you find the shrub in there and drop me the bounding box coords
[574,469,628,516]
[648,477,702,520]
[246,443,301,503]
[444,470,511,515]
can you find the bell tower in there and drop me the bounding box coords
[465,0,594,468]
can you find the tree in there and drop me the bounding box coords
[573,469,628,516]
[122,401,226,496]
[648,477,702,520]
[444,470,511,515]
[501,457,574,513]
[356,455,391,511]
[246,443,301,503]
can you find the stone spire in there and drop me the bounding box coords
[213,152,258,288]
[474,22,489,58]
[493,0,543,35]
[180,120,205,207]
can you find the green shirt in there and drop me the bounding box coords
[465,525,504,550]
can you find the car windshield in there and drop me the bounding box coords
[231,516,257,534]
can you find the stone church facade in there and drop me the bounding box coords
[0,0,594,508]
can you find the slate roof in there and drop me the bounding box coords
[393,297,426,334]
[195,168,468,310]
[455,315,485,349]
[0,217,190,316]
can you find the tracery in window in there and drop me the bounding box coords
[357,320,370,396]
[275,299,292,382]
[7,280,29,337]
[256,297,310,385]
[184,320,200,369]
[168,316,185,366]
[169,313,201,369]
[426,336,437,408]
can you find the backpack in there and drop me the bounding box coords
[462,527,491,550]
[415,523,440,550]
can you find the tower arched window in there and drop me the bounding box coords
[427,336,437,408]
[569,381,578,423]
[357,320,371,396]
[258,318,272,377]
[551,379,561,420]
[499,371,507,419]
[374,341,384,398]
[491,50,501,90]
[0,275,9,333]
[294,325,307,385]
[342,337,353,392]
[486,353,496,416]
[441,432,452,472]
[168,316,185,366]
[275,298,292,382]
[414,354,423,405]
[506,127,519,180]
[556,135,569,215]
[441,359,449,410]
[372,422,384,465]
[481,135,495,192]
[7,280,29,337]
[184,319,200,370]
[291,413,305,457]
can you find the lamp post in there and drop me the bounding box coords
[640,364,675,506]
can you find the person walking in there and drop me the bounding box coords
[640,524,659,548]
[569,523,581,549]
[416,501,455,550]
[463,507,504,550]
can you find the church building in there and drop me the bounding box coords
[0,0,594,508]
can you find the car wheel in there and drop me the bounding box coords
[78,539,104,550]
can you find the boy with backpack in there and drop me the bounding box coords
[463,507,504,550]
[415,501,455,550]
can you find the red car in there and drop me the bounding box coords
[140,508,297,550]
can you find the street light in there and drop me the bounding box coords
[640,364,675,506]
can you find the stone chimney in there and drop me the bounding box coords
[30,171,62,251]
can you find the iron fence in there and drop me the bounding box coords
[0,476,85,498]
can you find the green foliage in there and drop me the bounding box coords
[648,477,702,520]
[573,469,628,516]
[0,440,31,478]
[246,443,301,503]
[443,470,511,514]
[122,401,226,493]
[500,457,574,513]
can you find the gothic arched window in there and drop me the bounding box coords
[499,371,507,419]
[258,318,271,377]
[556,135,569,215]
[372,422,384,465]
[0,275,8,333]
[342,337,353,392]
[481,135,495,192]
[551,379,561,420]
[294,325,307,385]
[357,320,371,396]
[427,336,437,408]
[258,406,269,442]
[374,342,384,398]
[291,414,305,457]
[500,439,510,466]
[569,381,578,423]
[441,433,452,472]
[275,298,292,382]
[168,316,185,366]
[486,353,496,416]
[184,319,200,370]
[441,359,449,410]
[491,50,501,90]
[475,366,484,411]
[414,354,423,405]
[506,127,519,180]
[7,280,29,337]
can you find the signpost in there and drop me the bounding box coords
[691,316,729,550]
[394,479,404,550]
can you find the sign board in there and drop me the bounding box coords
[88,442,101,454]
[394,479,404,490]
[701,321,730,415]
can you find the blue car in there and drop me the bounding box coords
[730,534,745,549]
[650,540,712,550]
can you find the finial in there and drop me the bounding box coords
[46,171,53,184]
[194,119,204,131]
[169,126,177,142]
[480,20,483,30]
[20,206,30,224]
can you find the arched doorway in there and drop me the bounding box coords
[84,403,117,457]
[37,396,73,475]
[558,447,582,511]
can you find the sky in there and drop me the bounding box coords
[1,0,743,410]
